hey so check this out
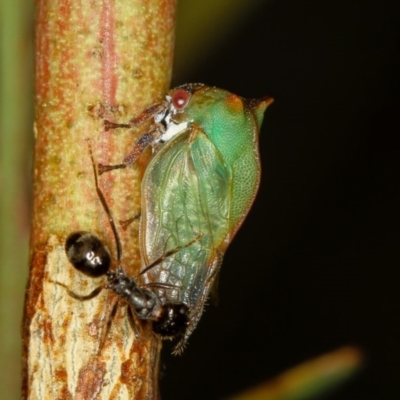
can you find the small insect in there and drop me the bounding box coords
[62,147,191,346]
[65,231,190,338]
[100,83,274,353]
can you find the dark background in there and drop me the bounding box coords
[162,1,400,399]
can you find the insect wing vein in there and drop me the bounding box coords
[141,127,231,311]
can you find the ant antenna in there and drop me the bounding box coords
[87,141,123,263]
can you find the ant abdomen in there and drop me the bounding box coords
[65,231,111,277]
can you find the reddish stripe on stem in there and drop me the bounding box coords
[100,0,117,108]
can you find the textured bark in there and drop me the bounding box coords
[23,1,176,398]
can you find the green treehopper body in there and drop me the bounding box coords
[102,84,273,352]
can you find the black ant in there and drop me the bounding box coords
[60,144,190,349]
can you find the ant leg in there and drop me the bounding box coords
[127,306,140,339]
[103,300,119,338]
[140,233,203,276]
[51,280,103,301]
[141,282,181,291]
[87,141,123,264]
[95,298,120,354]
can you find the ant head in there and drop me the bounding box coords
[65,231,111,277]
[152,303,189,338]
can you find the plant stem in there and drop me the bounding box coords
[23,1,176,398]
